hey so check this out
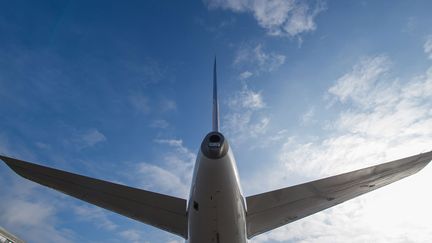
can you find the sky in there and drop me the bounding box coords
[0,0,432,242]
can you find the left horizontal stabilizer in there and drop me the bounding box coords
[0,155,188,238]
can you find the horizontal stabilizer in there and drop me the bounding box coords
[246,151,432,238]
[0,155,188,238]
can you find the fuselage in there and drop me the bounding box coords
[187,132,247,243]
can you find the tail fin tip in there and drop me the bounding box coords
[212,57,219,132]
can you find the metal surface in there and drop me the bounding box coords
[200,132,229,159]
[188,142,247,243]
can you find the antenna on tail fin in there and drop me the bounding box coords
[212,57,220,132]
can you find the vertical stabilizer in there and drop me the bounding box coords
[212,57,219,132]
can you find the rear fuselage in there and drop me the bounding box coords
[187,132,247,243]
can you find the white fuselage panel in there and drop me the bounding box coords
[187,148,247,243]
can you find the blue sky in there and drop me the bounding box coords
[1,0,432,242]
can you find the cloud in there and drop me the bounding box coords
[150,119,170,129]
[118,227,181,243]
[240,70,253,80]
[160,99,177,112]
[119,230,149,243]
[129,95,176,115]
[205,0,326,37]
[0,134,13,156]
[234,43,286,73]
[136,163,189,197]
[282,55,432,180]
[129,93,151,113]
[424,35,432,59]
[65,128,106,150]
[402,16,417,33]
[35,142,51,150]
[328,55,391,106]
[75,128,106,148]
[0,136,77,243]
[300,107,315,125]
[224,84,270,145]
[195,16,237,34]
[131,139,196,198]
[228,86,265,110]
[249,55,432,242]
[0,176,75,243]
[2,199,55,229]
[73,204,118,231]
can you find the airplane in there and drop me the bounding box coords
[1,59,431,243]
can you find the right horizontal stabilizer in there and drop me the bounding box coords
[246,151,432,238]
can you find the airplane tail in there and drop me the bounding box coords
[212,57,219,132]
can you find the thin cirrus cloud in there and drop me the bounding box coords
[129,93,151,114]
[119,229,149,243]
[234,43,286,74]
[0,174,74,243]
[72,128,107,149]
[131,139,196,198]
[160,99,177,112]
[73,204,118,231]
[328,55,392,106]
[425,35,432,59]
[226,43,278,145]
[205,0,326,37]
[239,71,253,80]
[228,85,266,110]
[300,107,315,125]
[0,133,75,243]
[129,93,176,115]
[224,84,270,145]
[67,128,107,150]
[248,54,432,242]
[150,119,170,129]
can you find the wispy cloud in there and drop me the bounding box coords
[69,129,107,150]
[402,16,417,33]
[228,85,265,110]
[224,84,270,145]
[424,35,432,59]
[119,229,150,243]
[328,55,391,106]
[281,55,432,180]
[300,107,315,125]
[73,204,118,231]
[129,95,176,115]
[131,139,196,198]
[0,134,13,156]
[0,137,77,243]
[0,175,75,243]
[160,98,177,112]
[205,0,326,37]
[136,163,189,197]
[195,16,237,34]
[239,70,253,80]
[234,43,286,73]
[129,93,151,114]
[35,142,51,150]
[150,119,170,129]
[249,55,432,242]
